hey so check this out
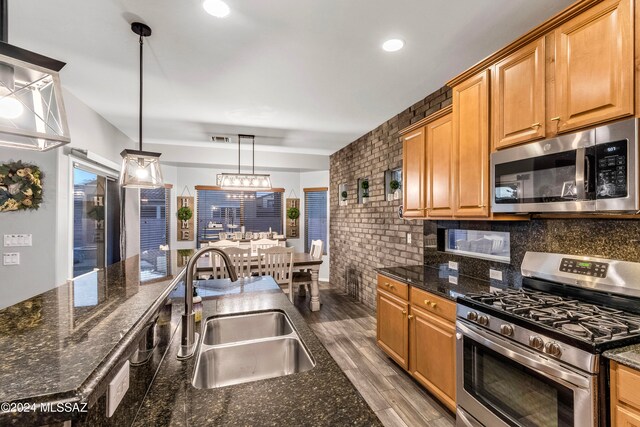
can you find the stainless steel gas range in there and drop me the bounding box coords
[455,252,640,427]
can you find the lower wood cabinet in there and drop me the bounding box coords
[610,361,640,426]
[376,287,409,370]
[409,305,456,412]
[376,274,456,412]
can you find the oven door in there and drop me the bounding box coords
[491,129,596,213]
[456,321,596,427]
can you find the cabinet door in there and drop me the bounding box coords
[614,405,640,427]
[376,289,409,369]
[426,112,454,217]
[554,0,633,133]
[409,306,456,412]
[453,69,490,217]
[493,38,545,149]
[402,128,426,217]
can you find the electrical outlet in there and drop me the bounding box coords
[3,253,20,266]
[448,261,458,271]
[490,269,503,281]
[407,232,412,244]
[448,275,458,285]
[107,361,130,417]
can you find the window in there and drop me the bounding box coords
[304,188,327,254]
[140,187,170,281]
[444,229,510,263]
[72,164,120,278]
[196,187,283,245]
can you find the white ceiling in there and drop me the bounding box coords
[11,0,572,166]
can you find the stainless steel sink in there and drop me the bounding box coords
[202,311,294,345]
[192,311,315,389]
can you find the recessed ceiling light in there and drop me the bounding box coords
[203,0,230,18]
[382,39,405,52]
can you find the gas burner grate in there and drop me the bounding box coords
[464,288,640,343]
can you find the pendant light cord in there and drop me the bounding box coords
[138,34,143,152]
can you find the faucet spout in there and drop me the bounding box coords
[178,246,239,359]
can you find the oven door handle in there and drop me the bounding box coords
[457,321,591,390]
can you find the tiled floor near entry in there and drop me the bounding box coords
[294,284,455,427]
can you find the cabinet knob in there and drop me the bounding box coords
[551,116,561,121]
[390,284,395,290]
[430,302,437,308]
[531,122,541,128]
[407,314,414,320]
[402,310,407,315]
[424,299,430,305]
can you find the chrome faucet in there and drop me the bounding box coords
[178,246,238,359]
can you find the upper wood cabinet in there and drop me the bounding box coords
[426,111,454,217]
[492,38,545,149]
[402,128,425,218]
[376,287,409,370]
[453,69,490,218]
[554,0,633,133]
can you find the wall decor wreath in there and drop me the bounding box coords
[0,161,44,212]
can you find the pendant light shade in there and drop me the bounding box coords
[217,134,272,191]
[119,22,163,189]
[0,1,70,151]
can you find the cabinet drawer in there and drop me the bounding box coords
[410,287,456,322]
[618,363,640,410]
[378,275,409,300]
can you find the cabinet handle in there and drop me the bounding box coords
[390,284,395,290]
[531,122,541,128]
[402,310,407,315]
[424,299,430,305]
[408,314,414,320]
[551,117,561,121]
[430,302,438,308]
[384,282,389,287]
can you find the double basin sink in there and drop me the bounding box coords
[192,310,315,389]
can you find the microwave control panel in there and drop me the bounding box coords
[560,258,609,278]
[597,140,628,198]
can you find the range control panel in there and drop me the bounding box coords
[560,258,609,278]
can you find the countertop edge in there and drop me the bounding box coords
[603,345,640,371]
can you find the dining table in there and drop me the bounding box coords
[196,252,324,311]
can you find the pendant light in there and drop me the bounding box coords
[119,22,163,189]
[217,134,272,191]
[0,0,70,151]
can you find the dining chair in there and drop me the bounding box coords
[250,238,278,255]
[258,246,294,301]
[293,240,323,297]
[197,240,241,279]
[223,247,252,278]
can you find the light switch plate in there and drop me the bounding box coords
[3,252,19,265]
[107,361,130,417]
[448,275,458,285]
[490,269,503,281]
[4,234,32,247]
[448,261,458,271]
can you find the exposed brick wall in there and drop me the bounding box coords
[330,86,452,310]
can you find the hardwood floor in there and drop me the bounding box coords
[294,284,456,427]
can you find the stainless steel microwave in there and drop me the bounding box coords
[491,118,639,213]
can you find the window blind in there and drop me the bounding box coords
[196,189,283,245]
[140,188,169,252]
[304,189,327,254]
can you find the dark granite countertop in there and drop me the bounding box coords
[0,250,187,422]
[376,264,496,300]
[133,276,382,427]
[604,344,640,371]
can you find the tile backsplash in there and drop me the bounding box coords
[424,218,640,287]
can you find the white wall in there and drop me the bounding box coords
[300,171,330,281]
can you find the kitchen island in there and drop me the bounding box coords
[133,276,381,426]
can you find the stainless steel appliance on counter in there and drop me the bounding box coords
[491,118,639,213]
[455,252,640,427]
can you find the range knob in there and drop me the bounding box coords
[477,315,489,326]
[544,342,562,358]
[529,336,544,350]
[466,311,478,321]
[499,324,514,336]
